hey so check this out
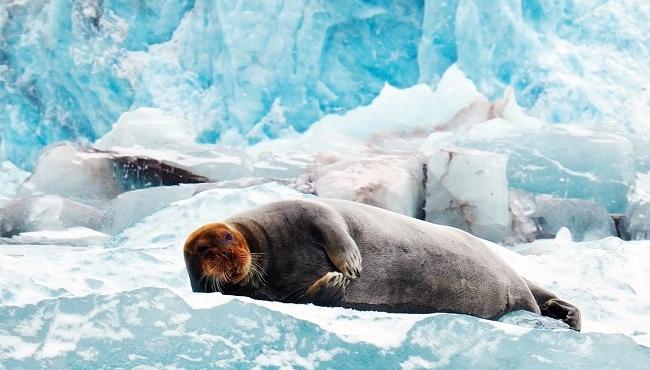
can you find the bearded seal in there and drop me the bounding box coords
[183,199,580,330]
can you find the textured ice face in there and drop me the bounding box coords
[449,120,636,213]
[1,287,649,368]
[2,0,648,168]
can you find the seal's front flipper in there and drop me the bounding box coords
[325,237,362,279]
[296,200,362,278]
[540,298,581,331]
[301,271,349,307]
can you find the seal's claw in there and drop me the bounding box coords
[342,248,362,278]
[328,245,362,279]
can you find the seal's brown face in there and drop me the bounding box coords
[184,223,252,289]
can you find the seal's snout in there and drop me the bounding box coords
[219,248,236,262]
[184,222,254,291]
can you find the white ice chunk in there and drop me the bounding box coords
[623,173,650,240]
[11,227,110,246]
[624,202,650,240]
[0,195,107,236]
[508,192,616,243]
[20,143,120,201]
[94,108,197,150]
[21,142,210,202]
[114,182,312,252]
[498,310,570,330]
[312,153,425,218]
[425,148,511,242]
[250,152,314,179]
[554,227,573,243]
[94,108,257,181]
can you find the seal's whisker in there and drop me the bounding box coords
[247,254,266,286]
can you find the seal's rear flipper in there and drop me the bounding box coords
[524,278,582,331]
[301,271,349,307]
[540,298,581,331]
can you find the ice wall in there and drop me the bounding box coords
[2,0,648,169]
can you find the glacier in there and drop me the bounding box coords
[2,0,650,367]
[1,0,649,168]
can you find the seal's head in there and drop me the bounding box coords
[183,223,252,292]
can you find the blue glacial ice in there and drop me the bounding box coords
[2,0,649,168]
[2,0,650,367]
[1,287,649,369]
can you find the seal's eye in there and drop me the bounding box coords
[196,245,210,254]
[224,232,233,241]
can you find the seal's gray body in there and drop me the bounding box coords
[223,198,540,319]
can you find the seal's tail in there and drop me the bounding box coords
[524,278,582,331]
